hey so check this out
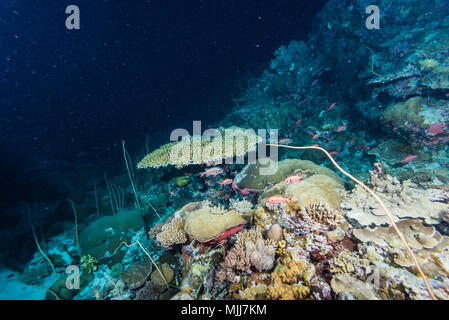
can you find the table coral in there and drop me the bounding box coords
[137,127,260,169]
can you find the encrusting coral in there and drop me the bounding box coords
[238,284,268,300]
[353,219,449,276]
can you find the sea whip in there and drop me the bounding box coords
[267,143,437,300]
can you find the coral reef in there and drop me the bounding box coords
[183,207,247,242]
[266,254,311,300]
[155,217,187,247]
[342,168,449,227]
[137,127,260,169]
[245,238,276,272]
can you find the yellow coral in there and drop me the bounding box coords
[330,250,358,274]
[267,283,310,300]
[267,254,311,299]
[383,97,425,128]
[272,255,306,285]
[238,284,268,300]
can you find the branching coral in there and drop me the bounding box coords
[155,217,187,247]
[235,229,277,249]
[216,246,252,285]
[306,202,340,227]
[266,254,311,300]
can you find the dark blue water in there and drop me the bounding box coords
[0,0,327,209]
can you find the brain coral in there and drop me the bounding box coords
[234,158,343,190]
[259,173,344,209]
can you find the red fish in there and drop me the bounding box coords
[358,145,370,150]
[295,119,302,126]
[400,155,418,163]
[201,223,246,244]
[279,138,293,145]
[284,172,306,184]
[312,134,321,140]
[311,79,318,86]
[329,151,339,155]
[301,98,307,105]
[307,130,315,136]
[349,137,357,146]
[336,125,347,132]
[266,195,292,204]
[327,102,336,111]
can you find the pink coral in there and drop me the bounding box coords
[216,246,252,284]
[428,122,446,136]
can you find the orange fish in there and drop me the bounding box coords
[312,134,320,140]
[219,178,233,186]
[295,119,302,126]
[266,195,291,204]
[329,151,339,155]
[336,125,347,132]
[327,102,336,111]
[307,130,315,136]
